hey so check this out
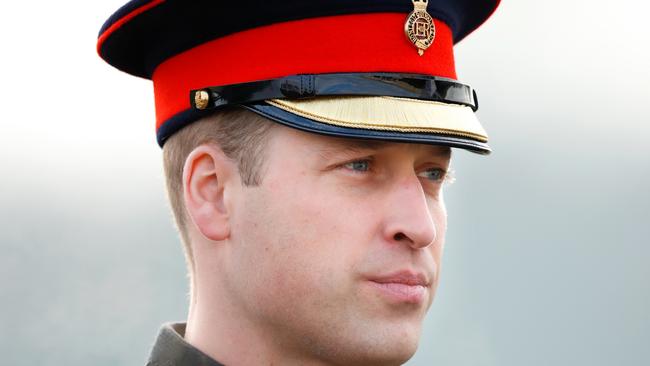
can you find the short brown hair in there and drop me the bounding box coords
[162,108,275,276]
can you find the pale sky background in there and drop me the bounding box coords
[1,1,649,365]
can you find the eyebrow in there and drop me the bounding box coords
[316,138,451,159]
[315,139,387,159]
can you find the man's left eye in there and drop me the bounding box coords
[417,168,446,182]
[344,160,371,172]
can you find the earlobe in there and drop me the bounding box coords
[183,144,234,242]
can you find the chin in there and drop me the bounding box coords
[343,324,422,366]
[300,317,423,366]
[345,344,419,366]
[377,336,420,365]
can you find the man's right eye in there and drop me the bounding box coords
[343,160,371,172]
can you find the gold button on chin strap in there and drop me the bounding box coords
[194,90,210,110]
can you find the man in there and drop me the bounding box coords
[97,1,499,365]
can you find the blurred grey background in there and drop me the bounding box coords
[1,0,648,365]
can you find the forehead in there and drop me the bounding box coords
[312,136,452,159]
[268,123,452,161]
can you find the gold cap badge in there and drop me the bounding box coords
[405,0,436,56]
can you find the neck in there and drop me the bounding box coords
[185,292,268,365]
[184,282,335,366]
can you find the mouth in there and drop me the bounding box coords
[366,271,431,304]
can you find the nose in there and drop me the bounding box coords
[382,175,437,249]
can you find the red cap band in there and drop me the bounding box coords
[151,13,456,130]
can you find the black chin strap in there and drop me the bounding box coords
[190,73,478,112]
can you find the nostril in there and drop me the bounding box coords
[393,232,407,241]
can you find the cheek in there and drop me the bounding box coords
[231,181,366,313]
[428,201,448,278]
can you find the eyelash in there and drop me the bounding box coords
[341,159,451,183]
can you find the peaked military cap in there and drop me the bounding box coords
[98,0,500,153]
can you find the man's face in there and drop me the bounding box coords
[224,125,450,365]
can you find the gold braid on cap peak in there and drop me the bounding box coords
[267,96,488,142]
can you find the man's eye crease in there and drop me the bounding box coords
[97,0,499,365]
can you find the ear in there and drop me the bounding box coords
[182,144,237,242]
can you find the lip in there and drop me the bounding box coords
[366,271,431,304]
